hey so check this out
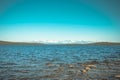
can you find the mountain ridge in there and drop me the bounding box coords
[0,40,120,45]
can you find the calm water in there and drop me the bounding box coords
[0,45,120,79]
[0,45,120,63]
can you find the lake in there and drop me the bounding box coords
[0,45,120,80]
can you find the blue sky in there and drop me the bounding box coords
[0,0,120,42]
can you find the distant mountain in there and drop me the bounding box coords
[89,42,120,45]
[33,40,93,44]
[0,41,44,45]
[0,40,120,45]
[0,41,14,44]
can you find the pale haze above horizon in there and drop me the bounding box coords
[0,0,120,42]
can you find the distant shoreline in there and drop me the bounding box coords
[0,41,120,45]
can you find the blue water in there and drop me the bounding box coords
[0,45,120,64]
[0,45,120,79]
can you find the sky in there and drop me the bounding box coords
[0,0,120,42]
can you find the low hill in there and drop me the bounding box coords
[0,41,44,45]
[88,42,120,45]
[0,41,120,45]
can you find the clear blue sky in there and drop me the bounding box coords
[0,0,120,42]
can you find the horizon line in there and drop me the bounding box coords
[0,40,120,43]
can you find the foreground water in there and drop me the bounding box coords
[0,45,120,80]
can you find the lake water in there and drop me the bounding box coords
[0,45,120,79]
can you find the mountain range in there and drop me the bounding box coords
[31,40,93,44]
[0,40,120,45]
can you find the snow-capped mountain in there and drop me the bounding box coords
[32,40,93,44]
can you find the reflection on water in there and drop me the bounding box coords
[0,45,120,80]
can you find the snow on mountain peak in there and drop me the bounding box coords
[33,40,93,44]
